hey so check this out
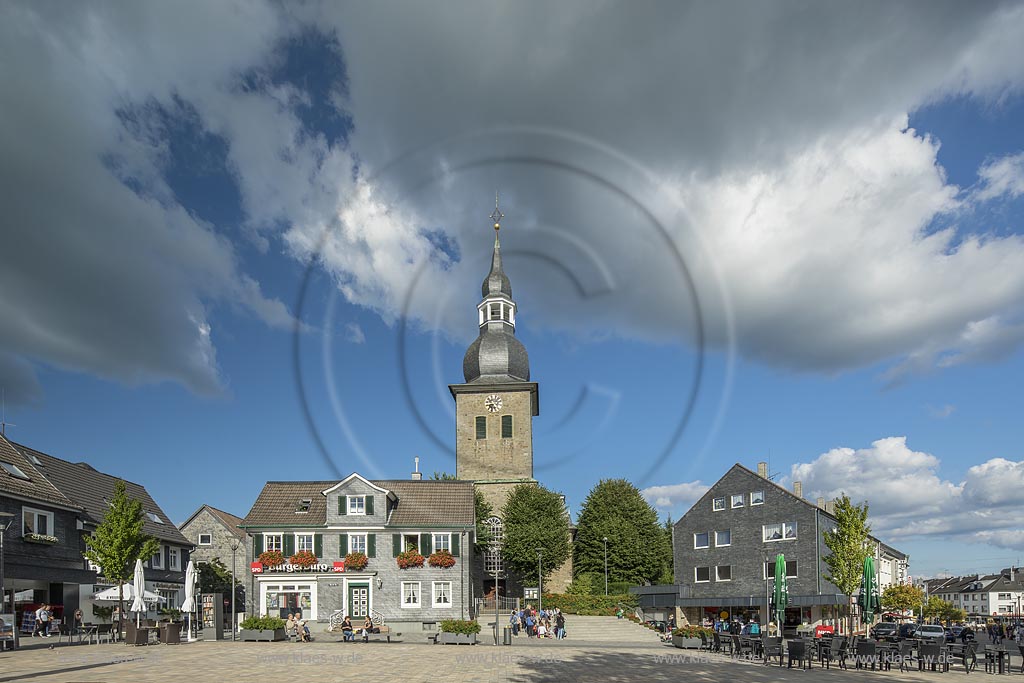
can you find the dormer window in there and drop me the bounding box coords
[296,498,312,513]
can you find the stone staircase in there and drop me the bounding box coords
[480,614,664,645]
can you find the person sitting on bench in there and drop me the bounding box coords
[341,616,355,642]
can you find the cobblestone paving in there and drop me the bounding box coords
[0,640,1002,683]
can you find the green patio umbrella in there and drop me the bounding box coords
[773,554,789,628]
[858,556,880,624]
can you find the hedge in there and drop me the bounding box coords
[538,593,638,615]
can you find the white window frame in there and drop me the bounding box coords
[151,547,164,569]
[349,533,367,554]
[716,565,732,582]
[763,522,797,542]
[764,560,798,579]
[715,530,731,547]
[402,581,421,608]
[432,533,451,553]
[198,533,212,546]
[432,581,452,608]
[695,566,711,583]
[694,532,709,549]
[259,581,316,618]
[750,490,765,506]
[264,533,283,552]
[295,533,315,552]
[22,506,54,537]
[730,494,744,508]
[348,496,366,515]
[168,547,179,570]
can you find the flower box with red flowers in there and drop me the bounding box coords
[396,549,425,569]
[289,550,318,568]
[345,552,369,571]
[258,550,285,567]
[428,550,456,569]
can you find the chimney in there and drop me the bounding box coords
[757,462,768,478]
[411,456,422,481]
[816,496,825,509]
[793,481,803,499]
[825,500,835,514]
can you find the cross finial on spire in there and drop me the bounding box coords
[490,192,504,232]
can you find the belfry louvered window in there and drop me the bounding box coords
[476,416,487,439]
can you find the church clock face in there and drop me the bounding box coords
[484,394,503,412]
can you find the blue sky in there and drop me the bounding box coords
[3,2,1024,579]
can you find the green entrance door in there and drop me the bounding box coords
[348,583,369,618]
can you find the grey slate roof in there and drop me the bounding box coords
[13,441,190,546]
[241,478,476,528]
[0,433,79,509]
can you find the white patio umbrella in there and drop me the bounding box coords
[91,585,164,602]
[130,559,147,627]
[181,560,197,642]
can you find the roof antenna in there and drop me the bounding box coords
[1,389,14,437]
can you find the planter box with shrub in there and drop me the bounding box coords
[239,616,288,642]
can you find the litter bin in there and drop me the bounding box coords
[503,625,513,646]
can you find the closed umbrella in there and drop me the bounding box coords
[130,558,147,627]
[773,554,788,630]
[858,556,880,624]
[181,560,197,642]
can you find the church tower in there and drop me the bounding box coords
[449,201,539,511]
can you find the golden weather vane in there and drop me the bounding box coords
[489,192,504,232]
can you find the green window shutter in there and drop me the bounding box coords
[368,534,376,558]
[451,533,460,557]
[339,496,347,515]
[339,534,348,557]
[284,534,295,557]
[475,416,487,439]
[393,534,401,557]
[366,496,374,516]
[314,534,323,558]
[254,534,264,556]
[420,533,432,555]
[501,414,513,438]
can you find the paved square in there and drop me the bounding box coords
[0,639,995,683]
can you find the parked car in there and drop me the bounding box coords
[915,624,946,642]
[898,623,917,639]
[871,622,899,639]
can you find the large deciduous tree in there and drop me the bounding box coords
[573,479,668,586]
[501,483,570,585]
[881,583,924,613]
[83,480,161,623]
[821,494,872,634]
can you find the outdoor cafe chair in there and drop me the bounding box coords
[855,639,879,670]
[762,636,783,666]
[889,640,915,673]
[732,634,753,659]
[1018,643,1024,674]
[787,639,813,670]
[918,641,947,672]
[821,636,848,670]
[983,645,1009,675]
[949,640,978,674]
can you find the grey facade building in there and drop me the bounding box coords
[1,434,191,626]
[179,505,251,615]
[240,473,475,633]
[635,462,908,633]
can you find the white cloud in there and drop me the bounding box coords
[344,323,366,345]
[641,481,710,510]
[975,152,1024,201]
[928,404,957,419]
[790,437,1024,550]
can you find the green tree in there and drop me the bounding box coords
[197,559,244,614]
[474,489,494,553]
[655,516,674,585]
[881,583,924,613]
[83,480,161,622]
[573,479,667,586]
[431,471,457,480]
[923,595,948,621]
[501,483,570,584]
[821,494,872,634]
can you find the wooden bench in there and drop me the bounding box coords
[362,625,396,643]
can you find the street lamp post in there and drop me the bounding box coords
[0,512,14,616]
[536,548,544,614]
[603,537,608,596]
[230,539,240,641]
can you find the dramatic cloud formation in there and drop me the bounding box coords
[3,1,1024,398]
[790,437,1024,550]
